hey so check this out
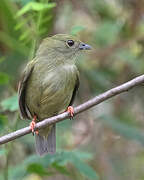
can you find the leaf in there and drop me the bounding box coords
[94,21,122,47]
[70,26,85,35]
[6,151,98,180]
[14,21,26,31]
[19,30,30,41]
[20,0,35,6]
[93,0,119,20]
[40,15,52,25]
[72,150,93,160]
[16,2,56,17]
[1,94,18,111]
[27,163,52,176]
[0,115,8,129]
[0,72,10,85]
[8,165,26,180]
[71,156,99,180]
[52,162,71,175]
[0,31,29,55]
[54,151,99,179]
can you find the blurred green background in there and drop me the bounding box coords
[1,0,144,179]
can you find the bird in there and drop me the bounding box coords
[18,34,91,156]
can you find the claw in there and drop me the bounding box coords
[67,106,74,120]
[30,115,39,135]
[30,120,35,135]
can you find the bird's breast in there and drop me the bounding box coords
[26,63,78,120]
[41,64,77,104]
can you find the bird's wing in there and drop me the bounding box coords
[68,73,79,106]
[18,60,35,119]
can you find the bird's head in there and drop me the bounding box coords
[36,34,91,64]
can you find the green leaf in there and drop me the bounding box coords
[20,0,35,6]
[14,21,25,31]
[0,72,10,85]
[0,115,8,129]
[52,162,71,175]
[71,156,99,179]
[70,26,85,35]
[8,165,26,180]
[5,151,98,180]
[19,30,30,41]
[94,21,122,47]
[16,2,56,17]
[1,94,18,111]
[0,31,29,55]
[27,163,52,176]
[72,150,93,160]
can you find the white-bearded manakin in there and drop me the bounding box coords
[18,34,91,156]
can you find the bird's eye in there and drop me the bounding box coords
[67,40,75,47]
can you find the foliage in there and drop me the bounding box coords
[1,0,144,180]
[0,150,98,180]
[1,94,18,112]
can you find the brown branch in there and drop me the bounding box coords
[0,74,144,145]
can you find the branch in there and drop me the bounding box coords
[1,74,144,145]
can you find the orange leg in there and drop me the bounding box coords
[30,115,39,135]
[67,106,74,120]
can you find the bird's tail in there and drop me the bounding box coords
[35,124,56,156]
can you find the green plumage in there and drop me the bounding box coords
[18,34,91,156]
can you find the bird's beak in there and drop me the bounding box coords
[79,43,92,50]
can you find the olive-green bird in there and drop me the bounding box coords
[18,34,91,156]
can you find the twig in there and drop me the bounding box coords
[0,74,144,145]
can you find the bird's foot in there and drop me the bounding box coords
[67,106,74,120]
[30,115,39,135]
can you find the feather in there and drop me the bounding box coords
[69,74,79,106]
[18,60,36,119]
[18,34,91,155]
[35,124,56,156]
